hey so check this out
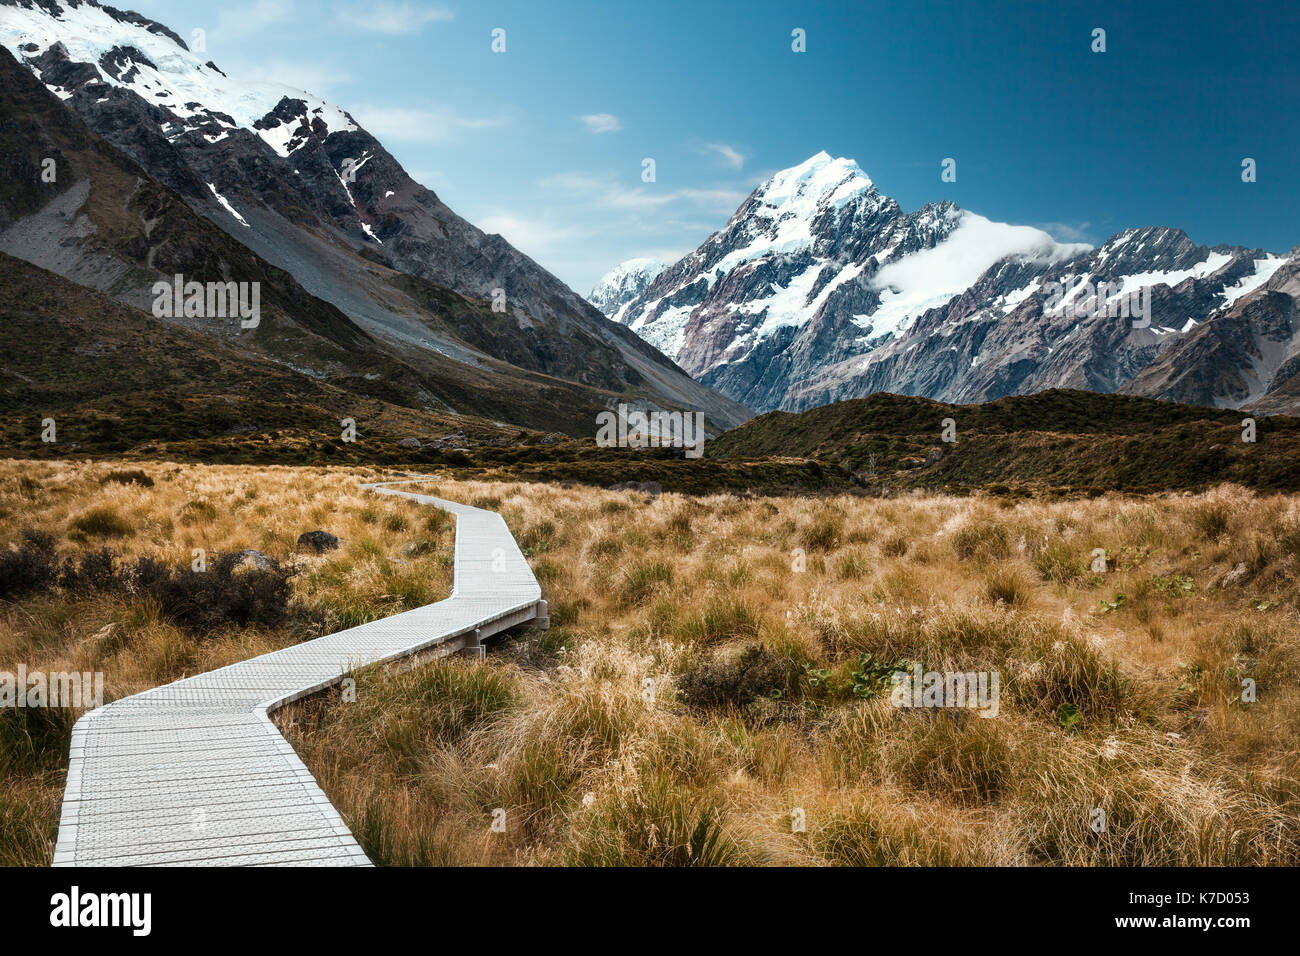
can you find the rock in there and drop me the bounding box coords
[397,437,422,449]
[1218,561,1249,588]
[428,432,468,449]
[296,530,339,553]
[231,549,273,570]
[925,448,944,466]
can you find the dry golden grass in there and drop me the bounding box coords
[3,460,1299,866]
[0,459,453,864]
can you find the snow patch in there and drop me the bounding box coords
[206,183,249,228]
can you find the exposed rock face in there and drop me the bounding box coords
[613,151,1299,414]
[0,0,749,432]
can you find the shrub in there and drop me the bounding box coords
[132,552,296,634]
[677,644,800,710]
[0,529,58,598]
[100,469,153,488]
[59,547,118,592]
[68,506,133,538]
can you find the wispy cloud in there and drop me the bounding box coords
[476,212,585,257]
[1035,221,1094,242]
[350,104,508,143]
[704,142,745,170]
[337,2,454,35]
[541,171,745,212]
[577,113,623,134]
[216,0,295,38]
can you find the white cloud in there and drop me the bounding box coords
[477,212,585,259]
[1034,221,1094,242]
[540,171,744,212]
[350,104,508,143]
[577,113,623,134]
[704,142,745,169]
[337,2,454,34]
[216,0,295,37]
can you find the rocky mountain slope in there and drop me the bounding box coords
[0,250,532,458]
[0,0,748,433]
[588,258,665,319]
[615,151,1298,414]
[0,43,699,438]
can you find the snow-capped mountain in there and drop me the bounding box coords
[615,151,1298,413]
[0,0,749,432]
[588,258,665,319]
[1,0,356,155]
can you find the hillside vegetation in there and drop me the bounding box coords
[710,390,1300,494]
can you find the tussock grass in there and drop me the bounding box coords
[4,462,1298,866]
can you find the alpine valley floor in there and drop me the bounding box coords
[2,460,1297,865]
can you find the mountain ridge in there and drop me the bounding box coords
[0,0,750,432]
[613,151,1298,415]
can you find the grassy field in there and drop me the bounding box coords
[3,459,1298,865]
[0,460,454,865]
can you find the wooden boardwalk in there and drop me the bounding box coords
[51,478,545,867]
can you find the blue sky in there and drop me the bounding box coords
[132,0,1298,292]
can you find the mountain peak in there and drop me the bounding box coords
[0,0,357,157]
[756,152,876,213]
[588,258,666,320]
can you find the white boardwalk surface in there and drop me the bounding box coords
[52,478,545,867]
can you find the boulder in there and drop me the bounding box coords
[297,530,340,553]
[231,549,274,570]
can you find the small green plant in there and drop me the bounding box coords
[1151,573,1194,595]
[1173,663,1205,706]
[851,653,911,700]
[1056,702,1082,733]
[1098,593,1126,613]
